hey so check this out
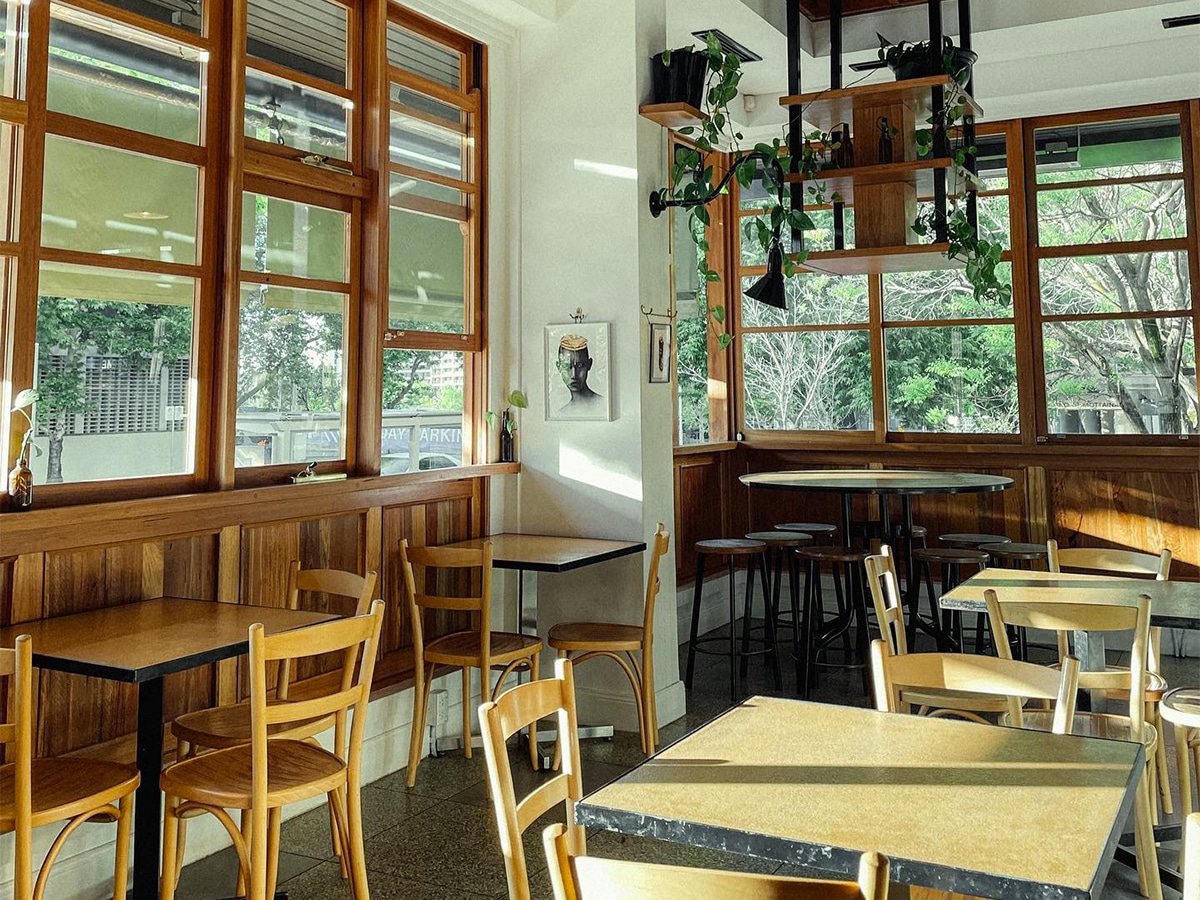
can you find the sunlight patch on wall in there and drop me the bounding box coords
[559,444,643,500]
[573,159,638,181]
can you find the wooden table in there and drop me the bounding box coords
[740,469,1013,646]
[0,597,334,900]
[577,696,1143,900]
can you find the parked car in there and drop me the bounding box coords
[381,452,461,475]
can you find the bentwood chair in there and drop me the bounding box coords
[543,823,890,900]
[548,524,669,754]
[400,539,543,787]
[986,589,1163,900]
[864,546,1015,722]
[169,564,377,879]
[481,658,585,900]
[2,635,140,900]
[869,638,1080,733]
[158,600,385,900]
[1048,538,1174,815]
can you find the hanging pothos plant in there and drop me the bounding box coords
[661,34,834,349]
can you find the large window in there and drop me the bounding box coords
[709,107,1199,447]
[1,0,490,502]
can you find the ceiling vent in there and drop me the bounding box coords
[691,29,762,63]
[1162,14,1200,28]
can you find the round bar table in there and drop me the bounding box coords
[740,470,1013,649]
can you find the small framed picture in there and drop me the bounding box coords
[649,322,672,383]
[545,322,612,421]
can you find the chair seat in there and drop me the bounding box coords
[939,533,1011,548]
[744,531,812,547]
[912,547,989,564]
[795,545,868,564]
[160,740,344,810]
[980,541,1048,559]
[695,539,765,556]
[774,522,837,536]
[1046,665,1168,701]
[1015,711,1158,748]
[547,621,643,652]
[0,758,139,830]
[1161,687,1200,729]
[425,630,542,667]
[172,701,332,751]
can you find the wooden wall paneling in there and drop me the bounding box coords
[162,533,220,601]
[673,453,732,583]
[239,520,301,696]
[0,557,11,627]
[297,513,365,680]
[1024,466,1050,545]
[1048,468,1200,580]
[215,525,241,708]
[365,505,383,581]
[998,467,1029,541]
[8,552,44,625]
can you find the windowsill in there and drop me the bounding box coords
[0,462,520,557]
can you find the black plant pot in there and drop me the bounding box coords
[888,46,977,86]
[650,49,707,108]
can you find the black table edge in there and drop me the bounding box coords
[491,541,647,573]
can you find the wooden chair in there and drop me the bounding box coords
[986,588,1163,900]
[543,822,889,900]
[169,563,377,878]
[1048,538,1174,815]
[1186,812,1200,900]
[400,538,543,787]
[1161,688,1200,883]
[864,546,1010,723]
[1,634,140,900]
[480,657,585,900]
[158,600,385,900]
[547,523,669,754]
[869,637,1080,733]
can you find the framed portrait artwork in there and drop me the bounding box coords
[648,322,671,383]
[545,322,612,421]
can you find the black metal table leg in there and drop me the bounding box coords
[133,677,165,900]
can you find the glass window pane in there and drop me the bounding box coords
[0,122,17,242]
[885,325,1018,433]
[1043,317,1196,436]
[241,192,347,283]
[244,67,348,159]
[742,329,872,431]
[87,0,201,33]
[742,273,868,328]
[675,313,710,445]
[1,3,17,97]
[883,265,1013,322]
[386,22,461,90]
[1037,178,1187,245]
[49,5,203,144]
[390,173,462,206]
[1039,252,1190,316]
[741,207,856,263]
[236,283,345,467]
[1035,116,1182,184]
[246,0,347,88]
[42,135,198,264]
[389,84,468,180]
[381,349,463,473]
[388,206,464,333]
[34,261,195,483]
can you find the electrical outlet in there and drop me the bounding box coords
[430,689,449,730]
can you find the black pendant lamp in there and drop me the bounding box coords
[743,229,786,309]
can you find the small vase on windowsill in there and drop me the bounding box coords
[499,410,515,463]
[8,447,33,512]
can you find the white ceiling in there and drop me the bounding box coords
[666,0,1200,139]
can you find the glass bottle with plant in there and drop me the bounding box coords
[485,389,528,463]
[7,389,40,511]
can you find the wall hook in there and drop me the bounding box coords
[640,305,677,322]
[568,307,586,324]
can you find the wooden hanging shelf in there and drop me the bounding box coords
[795,243,965,276]
[779,75,984,134]
[639,102,706,129]
[784,158,983,204]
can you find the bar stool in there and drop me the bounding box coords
[774,522,837,545]
[1161,688,1200,869]
[910,547,989,652]
[980,541,1049,570]
[685,539,782,702]
[940,533,1010,551]
[794,545,870,700]
[745,530,813,638]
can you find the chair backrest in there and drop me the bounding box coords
[248,599,385,811]
[480,658,585,900]
[640,523,670,679]
[985,588,1151,731]
[869,638,1079,733]
[1047,539,1171,580]
[1,635,33,899]
[543,823,889,900]
[399,539,493,665]
[279,562,378,700]
[864,545,907,655]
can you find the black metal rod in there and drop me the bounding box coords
[830,0,843,90]
[133,677,166,900]
[929,0,948,242]
[959,0,979,233]
[786,0,803,251]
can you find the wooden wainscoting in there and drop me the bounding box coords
[674,444,1200,585]
[0,470,502,760]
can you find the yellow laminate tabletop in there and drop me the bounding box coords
[577,696,1141,900]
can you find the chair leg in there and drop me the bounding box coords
[759,552,782,690]
[685,553,706,689]
[265,807,282,900]
[1132,766,1164,900]
[111,791,133,900]
[1152,701,1172,816]
[727,555,738,702]
[248,805,269,900]
[527,653,541,772]
[159,795,181,900]
[406,661,434,788]
[461,666,474,759]
[329,787,350,879]
[346,775,371,900]
[237,809,252,899]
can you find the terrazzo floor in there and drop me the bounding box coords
[173,613,1191,899]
